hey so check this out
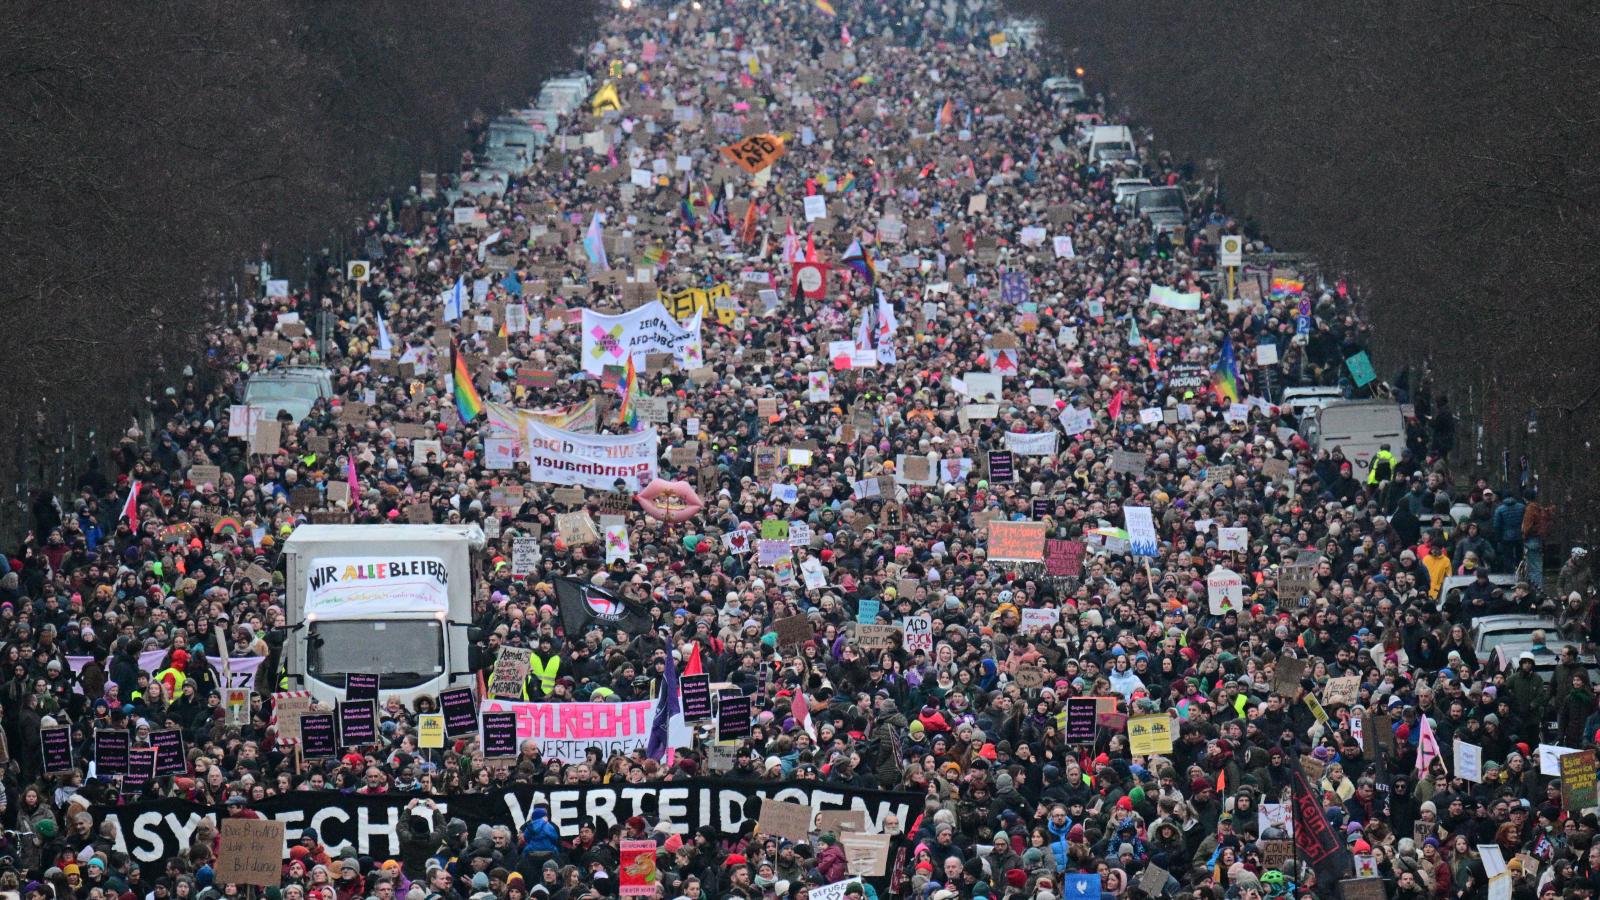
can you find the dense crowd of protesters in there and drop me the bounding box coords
[4,1,1598,900]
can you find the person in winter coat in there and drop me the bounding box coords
[1506,654,1551,728]
[1492,494,1527,573]
[814,834,847,883]
[397,800,446,877]
[1556,674,1597,747]
[519,807,560,860]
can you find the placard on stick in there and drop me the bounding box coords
[300,712,338,758]
[440,686,480,737]
[483,710,519,758]
[41,725,73,775]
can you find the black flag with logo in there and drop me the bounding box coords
[555,576,654,637]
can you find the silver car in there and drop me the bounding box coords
[244,366,334,424]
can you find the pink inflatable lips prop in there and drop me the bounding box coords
[634,478,705,523]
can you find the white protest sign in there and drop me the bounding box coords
[902,616,933,654]
[1218,527,1248,552]
[1206,567,1244,614]
[1456,740,1484,783]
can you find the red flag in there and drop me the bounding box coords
[804,230,819,263]
[684,642,704,676]
[1107,389,1126,423]
[119,480,141,532]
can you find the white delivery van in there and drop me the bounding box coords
[1309,400,1406,480]
[282,524,483,707]
[1087,125,1137,166]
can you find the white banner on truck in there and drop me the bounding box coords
[304,557,450,617]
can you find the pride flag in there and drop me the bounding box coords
[813,0,837,16]
[1212,336,1241,404]
[1270,277,1304,298]
[841,239,876,288]
[617,356,640,430]
[452,342,484,424]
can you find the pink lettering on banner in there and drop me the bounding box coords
[484,699,667,763]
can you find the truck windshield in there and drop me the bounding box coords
[307,619,444,689]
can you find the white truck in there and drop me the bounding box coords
[282,524,484,707]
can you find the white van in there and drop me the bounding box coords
[1087,125,1136,166]
[1309,400,1406,480]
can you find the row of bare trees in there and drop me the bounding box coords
[1009,0,1600,538]
[0,1,595,530]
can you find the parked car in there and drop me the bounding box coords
[1435,573,1519,613]
[244,366,333,424]
[1471,614,1556,657]
[1487,639,1600,684]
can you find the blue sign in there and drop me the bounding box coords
[857,598,881,624]
[1296,315,1312,336]
[1063,874,1103,900]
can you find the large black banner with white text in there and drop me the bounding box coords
[95,780,922,875]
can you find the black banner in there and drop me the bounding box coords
[95,780,922,877]
[1290,763,1340,865]
[440,687,479,737]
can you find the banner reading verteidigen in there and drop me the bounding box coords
[479,698,691,763]
[521,421,659,491]
[96,781,922,875]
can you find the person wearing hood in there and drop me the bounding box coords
[519,807,560,863]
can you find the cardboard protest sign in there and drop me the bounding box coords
[758,798,812,841]
[217,818,287,887]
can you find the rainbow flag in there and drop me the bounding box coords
[641,245,667,269]
[680,196,698,229]
[452,341,484,424]
[1212,335,1241,404]
[617,356,640,430]
[851,73,877,88]
[813,0,837,16]
[841,239,876,288]
[1270,277,1305,298]
[838,172,857,194]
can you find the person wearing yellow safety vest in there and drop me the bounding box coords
[155,648,190,699]
[1367,443,1395,485]
[528,637,561,697]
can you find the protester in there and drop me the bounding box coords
[2,2,1592,900]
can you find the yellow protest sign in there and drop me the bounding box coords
[661,283,736,325]
[418,713,445,749]
[719,133,787,175]
[1127,713,1174,755]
